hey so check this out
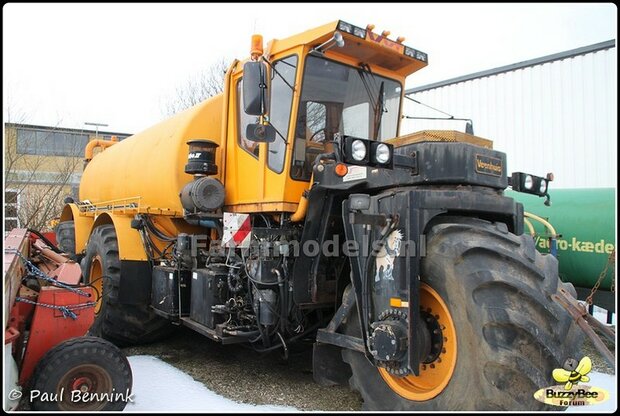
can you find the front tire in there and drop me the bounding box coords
[29,337,132,411]
[81,224,173,346]
[342,218,584,410]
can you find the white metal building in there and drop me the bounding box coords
[402,40,617,189]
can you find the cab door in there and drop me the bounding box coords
[225,54,303,213]
[224,73,266,211]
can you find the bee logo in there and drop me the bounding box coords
[552,357,592,390]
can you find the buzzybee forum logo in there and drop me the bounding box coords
[534,356,610,407]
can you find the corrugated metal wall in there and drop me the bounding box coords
[402,47,617,189]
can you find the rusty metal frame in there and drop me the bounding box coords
[552,286,615,366]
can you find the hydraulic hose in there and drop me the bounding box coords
[27,228,62,254]
[523,218,536,237]
[524,211,559,257]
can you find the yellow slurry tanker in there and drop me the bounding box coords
[58,20,584,410]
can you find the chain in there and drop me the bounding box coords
[15,296,96,320]
[585,249,615,306]
[7,249,90,297]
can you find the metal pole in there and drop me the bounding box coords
[84,122,109,139]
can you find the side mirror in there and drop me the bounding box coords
[243,61,267,116]
[246,123,276,143]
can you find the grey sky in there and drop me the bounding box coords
[3,3,617,134]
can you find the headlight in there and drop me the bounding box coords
[351,140,367,161]
[539,179,547,194]
[352,27,366,39]
[375,143,391,164]
[338,21,353,33]
[510,171,552,197]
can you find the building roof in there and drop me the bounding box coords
[406,39,616,94]
[5,122,132,138]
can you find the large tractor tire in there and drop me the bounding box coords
[81,224,174,346]
[56,220,81,262]
[29,336,132,411]
[342,218,584,410]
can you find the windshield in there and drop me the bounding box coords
[291,55,402,181]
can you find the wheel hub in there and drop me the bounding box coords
[369,309,408,363]
[370,306,444,376]
[56,364,112,410]
[72,376,93,392]
[377,283,458,401]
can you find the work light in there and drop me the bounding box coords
[374,143,391,164]
[351,140,367,161]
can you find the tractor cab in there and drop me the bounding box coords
[223,20,428,213]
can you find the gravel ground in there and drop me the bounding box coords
[122,326,363,411]
[123,324,616,412]
[581,330,615,374]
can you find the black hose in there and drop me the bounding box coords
[143,215,176,242]
[28,228,63,254]
[251,321,323,353]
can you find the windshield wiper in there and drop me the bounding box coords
[357,65,377,114]
[373,81,384,141]
[357,64,385,140]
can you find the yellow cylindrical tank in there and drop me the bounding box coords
[79,94,224,214]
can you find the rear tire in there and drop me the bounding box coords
[342,218,584,410]
[56,221,81,262]
[29,336,132,411]
[81,224,174,346]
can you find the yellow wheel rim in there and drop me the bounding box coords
[379,283,457,401]
[89,255,104,315]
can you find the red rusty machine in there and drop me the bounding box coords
[4,229,132,411]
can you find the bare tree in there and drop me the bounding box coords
[163,58,231,116]
[5,116,83,232]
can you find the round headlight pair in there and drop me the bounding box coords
[524,174,547,194]
[351,139,391,164]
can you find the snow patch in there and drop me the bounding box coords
[124,355,299,412]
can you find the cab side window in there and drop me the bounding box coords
[291,101,328,181]
[237,79,259,158]
[267,55,298,173]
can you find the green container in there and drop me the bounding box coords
[506,188,615,290]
